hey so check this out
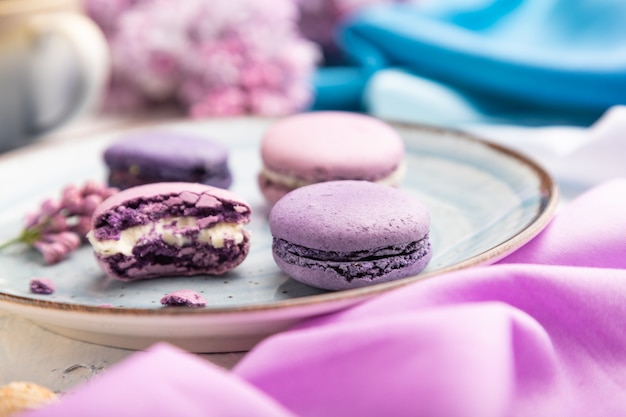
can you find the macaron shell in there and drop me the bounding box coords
[93,234,251,280]
[257,172,293,206]
[104,131,232,189]
[273,249,432,291]
[92,182,250,227]
[260,111,404,181]
[104,131,229,170]
[269,181,430,252]
[89,182,252,280]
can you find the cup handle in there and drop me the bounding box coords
[26,11,110,133]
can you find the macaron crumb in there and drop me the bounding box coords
[0,381,58,417]
[29,278,55,295]
[160,290,206,307]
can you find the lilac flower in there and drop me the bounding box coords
[189,89,247,118]
[0,181,119,265]
[33,232,81,265]
[82,0,321,116]
[73,216,94,238]
[83,0,148,36]
[33,239,72,265]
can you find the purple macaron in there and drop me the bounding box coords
[269,181,432,291]
[87,182,251,281]
[103,130,232,190]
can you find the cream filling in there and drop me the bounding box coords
[87,217,245,257]
[260,160,407,189]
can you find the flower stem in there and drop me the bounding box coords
[0,228,40,251]
[0,235,25,250]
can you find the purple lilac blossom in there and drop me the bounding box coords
[0,181,118,265]
[83,0,320,117]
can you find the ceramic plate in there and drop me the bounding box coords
[0,118,558,352]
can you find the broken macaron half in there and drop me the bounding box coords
[87,182,251,281]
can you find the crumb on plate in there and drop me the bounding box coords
[160,290,206,307]
[29,278,55,295]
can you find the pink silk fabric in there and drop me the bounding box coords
[24,179,626,417]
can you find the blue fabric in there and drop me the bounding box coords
[311,0,626,126]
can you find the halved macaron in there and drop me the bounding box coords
[87,182,251,281]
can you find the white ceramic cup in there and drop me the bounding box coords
[0,0,109,151]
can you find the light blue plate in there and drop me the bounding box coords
[0,118,558,352]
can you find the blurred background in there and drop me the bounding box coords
[2,0,626,152]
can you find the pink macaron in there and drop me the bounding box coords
[258,111,406,205]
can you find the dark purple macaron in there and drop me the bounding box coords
[87,182,251,281]
[269,180,432,291]
[103,130,232,190]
